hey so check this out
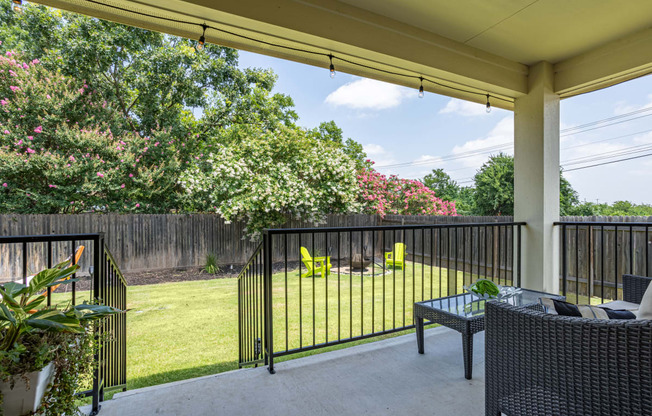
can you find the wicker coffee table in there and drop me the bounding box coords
[414,288,564,379]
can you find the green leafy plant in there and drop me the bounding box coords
[204,254,221,275]
[0,261,120,414]
[467,279,500,298]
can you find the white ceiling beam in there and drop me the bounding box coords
[554,27,652,98]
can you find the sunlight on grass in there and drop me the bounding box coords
[47,262,608,392]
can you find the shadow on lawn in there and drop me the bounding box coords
[126,360,240,391]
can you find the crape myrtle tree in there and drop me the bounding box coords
[179,125,361,239]
[357,168,457,217]
[0,50,189,213]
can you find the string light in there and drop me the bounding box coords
[80,0,512,110]
[328,54,335,78]
[196,23,207,52]
[418,77,424,98]
[12,0,22,13]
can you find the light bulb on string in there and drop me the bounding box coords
[418,77,424,98]
[485,94,491,113]
[196,24,207,52]
[12,0,22,13]
[328,54,335,78]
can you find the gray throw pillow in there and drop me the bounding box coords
[637,282,652,320]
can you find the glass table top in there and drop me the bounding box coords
[417,288,557,319]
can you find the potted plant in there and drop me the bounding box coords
[0,261,119,415]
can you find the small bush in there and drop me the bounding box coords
[204,253,220,274]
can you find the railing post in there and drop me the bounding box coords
[263,231,275,374]
[517,225,522,287]
[91,233,103,416]
[561,224,567,297]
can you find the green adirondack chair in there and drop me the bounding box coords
[300,247,332,278]
[385,243,406,270]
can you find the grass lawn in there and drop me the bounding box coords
[53,262,609,392]
[126,261,475,390]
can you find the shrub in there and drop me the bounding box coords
[204,253,220,274]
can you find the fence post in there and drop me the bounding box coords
[263,231,275,374]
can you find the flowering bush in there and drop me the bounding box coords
[180,125,360,239]
[0,50,194,213]
[357,167,456,217]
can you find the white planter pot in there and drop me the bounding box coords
[0,362,55,416]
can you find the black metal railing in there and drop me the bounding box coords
[556,221,651,303]
[237,242,267,369]
[0,233,127,415]
[238,222,525,372]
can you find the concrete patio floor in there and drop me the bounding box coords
[85,327,485,416]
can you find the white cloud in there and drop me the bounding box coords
[325,78,411,110]
[363,143,386,156]
[613,94,652,115]
[439,98,489,117]
[449,116,514,169]
[363,143,398,167]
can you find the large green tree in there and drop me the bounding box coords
[473,153,578,216]
[311,121,369,169]
[0,0,298,138]
[422,168,460,202]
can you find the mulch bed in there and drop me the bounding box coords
[123,267,241,286]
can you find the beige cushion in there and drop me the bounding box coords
[637,283,652,320]
[600,300,639,312]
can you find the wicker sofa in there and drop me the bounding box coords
[485,274,652,416]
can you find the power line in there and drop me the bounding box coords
[378,127,652,171]
[376,142,511,168]
[564,152,652,172]
[560,105,652,133]
[561,112,652,137]
[562,143,652,166]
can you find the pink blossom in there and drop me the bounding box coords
[2,183,6,187]
[3,130,9,134]
[129,173,134,178]
[0,100,7,106]
[27,136,33,140]
[33,126,43,133]
[135,203,140,208]
[120,184,125,188]
[97,172,104,178]
[48,184,57,188]
[26,148,35,154]
[9,86,19,92]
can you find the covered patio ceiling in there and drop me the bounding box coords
[35,0,652,110]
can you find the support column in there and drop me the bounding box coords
[514,61,560,294]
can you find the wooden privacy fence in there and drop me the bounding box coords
[557,216,652,301]
[0,214,377,280]
[1,213,650,288]
[0,214,508,281]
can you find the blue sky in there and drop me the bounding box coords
[238,51,652,205]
